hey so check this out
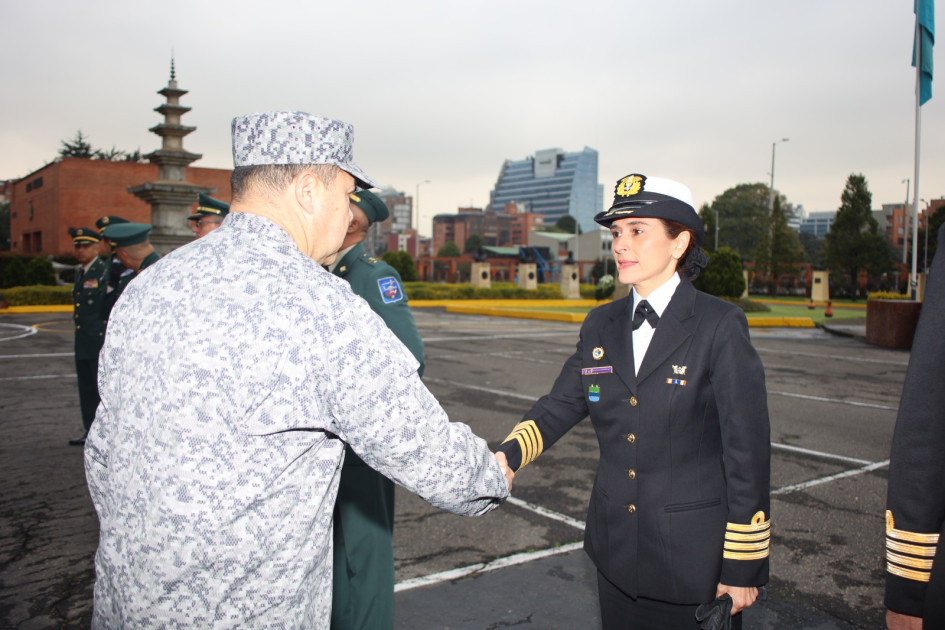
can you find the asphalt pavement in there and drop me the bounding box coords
[0,309,894,629]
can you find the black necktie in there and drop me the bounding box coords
[632,300,659,330]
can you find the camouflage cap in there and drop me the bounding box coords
[69,227,102,244]
[230,111,378,189]
[349,190,389,225]
[188,193,230,221]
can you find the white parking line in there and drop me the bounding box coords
[769,390,898,411]
[0,324,39,342]
[772,460,890,495]
[756,346,909,367]
[0,352,74,360]
[395,542,584,592]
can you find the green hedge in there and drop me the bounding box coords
[3,285,73,306]
[405,282,565,300]
[720,297,771,313]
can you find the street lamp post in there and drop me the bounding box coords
[921,199,930,272]
[415,180,430,232]
[714,207,720,251]
[768,138,790,214]
[902,179,911,264]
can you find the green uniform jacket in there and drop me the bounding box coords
[331,243,424,630]
[73,257,111,360]
[109,251,160,312]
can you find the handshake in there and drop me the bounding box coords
[494,452,514,491]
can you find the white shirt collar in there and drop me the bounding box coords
[631,272,680,317]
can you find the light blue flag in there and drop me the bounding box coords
[913,0,935,105]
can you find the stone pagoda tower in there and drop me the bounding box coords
[129,59,214,253]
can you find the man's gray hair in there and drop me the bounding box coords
[231,164,340,201]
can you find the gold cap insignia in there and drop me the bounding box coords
[615,174,646,198]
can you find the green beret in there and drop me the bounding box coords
[102,222,152,247]
[69,227,102,244]
[188,193,230,221]
[95,215,130,230]
[350,190,389,225]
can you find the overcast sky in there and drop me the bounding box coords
[3,0,943,237]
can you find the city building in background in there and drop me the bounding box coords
[798,210,837,239]
[431,202,545,255]
[488,147,603,233]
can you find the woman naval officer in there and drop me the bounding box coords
[497,174,771,629]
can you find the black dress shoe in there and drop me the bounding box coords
[68,434,87,446]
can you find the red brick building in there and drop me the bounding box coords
[431,202,545,254]
[9,157,231,256]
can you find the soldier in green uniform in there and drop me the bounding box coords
[101,223,160,307]
[188,193,230,239]
[95,215,130,291]
[69,227,112,446]
[330,190,424,630]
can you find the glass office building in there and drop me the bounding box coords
[488,147,604,233]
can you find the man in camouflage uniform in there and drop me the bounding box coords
[84,111,511,629]
[330,189,424,629]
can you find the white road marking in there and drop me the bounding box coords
[0,374,76,381]
[0,352,74,360]
[0,324,39,342]
[769,390,898,411]
[772,460,890,495]
[395,542,584,592]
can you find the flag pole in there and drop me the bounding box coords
[911,0,922,299]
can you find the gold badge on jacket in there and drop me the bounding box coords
[592,347,604,360]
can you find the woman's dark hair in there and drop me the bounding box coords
[660,220,708,281]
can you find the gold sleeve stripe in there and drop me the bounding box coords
[726,511,770,533]
[887,551,935,570]
[724,540,769,551]
[888,528,941,545]
[886,510,941,544]
[725,530,770,542]
[724,549,769,561]
[502,420,543,469]
[886,538,939,557]
[887,562,932,582]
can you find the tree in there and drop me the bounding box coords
[754,194,805,294]
[799,232,825,268]
[698,203,716,253]
[2,257,28,288]
[59,130,96,159]
[916,204,945,272]
[708,183,770,260]
[464,234,486,254]
[26,256,57,286]
[693,247,746,298]
[824,174,893,298]
[437,241,461,257]
[380,250,418,282]
[590,257,616,282]
[555,215,581,234]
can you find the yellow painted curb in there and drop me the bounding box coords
[445,304,588,323]
[746,317,816,328]
[753,300,867,310]
[0,305,72,314]
[411,299,602,309]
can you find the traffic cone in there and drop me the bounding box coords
[825,301,834,318]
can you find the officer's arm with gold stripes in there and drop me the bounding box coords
[883,223,945,619]
[496,335,589,473]
[714,307,772,588]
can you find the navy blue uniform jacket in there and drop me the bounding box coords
[498,278,771,604]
